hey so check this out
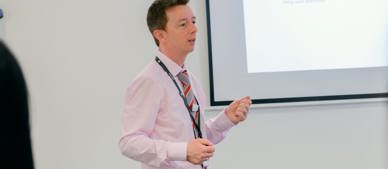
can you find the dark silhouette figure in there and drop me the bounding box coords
[0,40,34,169]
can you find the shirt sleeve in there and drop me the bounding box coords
[118,76,187,167]
[189,72,236,144]
[205,109,235,144]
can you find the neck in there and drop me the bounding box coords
[159,48,187,67]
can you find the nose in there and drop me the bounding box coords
[189,22,197,34]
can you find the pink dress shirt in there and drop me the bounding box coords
[119,52,235,169]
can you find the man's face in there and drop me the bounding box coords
[159,5,197,55]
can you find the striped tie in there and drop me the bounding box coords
[177,70,208,169]
[177,70,201,138]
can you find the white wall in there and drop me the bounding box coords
[208,100,388,169]
[0,0,387,169]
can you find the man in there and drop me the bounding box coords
[119,0,252,168]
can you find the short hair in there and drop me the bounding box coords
[147,0,189,46]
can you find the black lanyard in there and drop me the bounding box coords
[155,57,203,138]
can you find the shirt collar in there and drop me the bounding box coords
[157,51,186,77]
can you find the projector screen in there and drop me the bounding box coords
[205,0,388,106]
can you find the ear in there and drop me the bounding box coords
[153,29,165,43]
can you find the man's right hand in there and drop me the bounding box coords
[187,139,215,165]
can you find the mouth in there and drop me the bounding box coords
[188,39,196,44]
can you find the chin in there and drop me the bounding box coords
[189,46,195,52]
[188,48,194,53]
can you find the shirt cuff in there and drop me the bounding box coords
[212,109,235,132]
[166,142,187,161]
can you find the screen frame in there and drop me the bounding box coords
[205,0,388,106]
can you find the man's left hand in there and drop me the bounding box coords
[225,96,252,124]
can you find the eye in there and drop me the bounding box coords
[192,20,196,24]
[179,21,187,27]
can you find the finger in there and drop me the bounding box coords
[236,113,246,121]
[198,138,213,146]
[240,98,252,105]
[204,153,213,161]
[243,104,250,112]
[240,96,252,106]
[206,150,214,157]
[202,150,213,160]
[236,104,248,115]
[239,102,249,109]
[238,112,247,121]
[204,145,215,153]
[228,99,240,112]
[202,155,209,162]
[241,101,251,112]
[204,151,213,158]
[241,96,251,102]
